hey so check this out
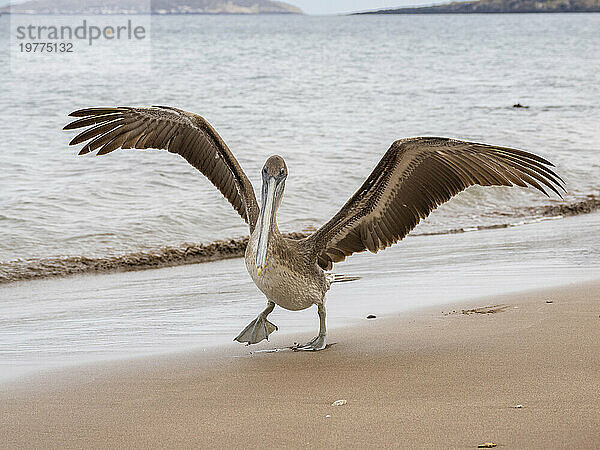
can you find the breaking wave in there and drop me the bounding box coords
[414,195,600,237]
[1,196,598,285]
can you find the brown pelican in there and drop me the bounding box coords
[64,106,565,351]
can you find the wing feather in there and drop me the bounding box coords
[65,106,259,229]
[305,137,565,270]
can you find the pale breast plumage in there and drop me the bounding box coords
[245,230,328,311]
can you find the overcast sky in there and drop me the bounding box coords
[0,0,435,14]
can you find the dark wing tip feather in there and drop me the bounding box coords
[549,166,567,187]
[515,152,566,197]
[68,107,124,117]
[460,141,565,198]
[78,145,92,156]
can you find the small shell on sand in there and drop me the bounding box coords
[331,399,347,406]
[478,443,497,448]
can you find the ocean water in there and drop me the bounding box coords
[1,13,599,268]
[0,13,599,380]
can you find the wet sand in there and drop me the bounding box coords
[2,280,599,448]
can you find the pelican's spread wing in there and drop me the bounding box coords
[307,137,565,270]
[64,106,260,230]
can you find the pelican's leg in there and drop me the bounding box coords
[293,304,327,351]
[234,301,278,345]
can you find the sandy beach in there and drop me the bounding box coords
[2,279,598,448]
[2,7,600,450]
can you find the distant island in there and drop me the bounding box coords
[354,0,600,14]
[0,0,303,14]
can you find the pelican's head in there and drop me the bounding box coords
[256,155,287,276]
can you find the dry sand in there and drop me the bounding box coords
[2,280,599,449]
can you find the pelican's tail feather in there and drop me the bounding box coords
[327,273,361,284]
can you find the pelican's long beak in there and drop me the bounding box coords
[256,176,277,276]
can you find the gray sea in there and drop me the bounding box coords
[0,13,599,380]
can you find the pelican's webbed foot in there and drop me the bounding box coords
[292,333,326,352]
[234,303,278,345]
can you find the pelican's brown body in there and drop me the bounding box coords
[246,227,330,312]
[64,105,566,351]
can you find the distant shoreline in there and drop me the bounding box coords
[1,0,302,15]
[352,10,600,14]
[0,12,302,15]
[353,0,600,15]
[3,11,599,15]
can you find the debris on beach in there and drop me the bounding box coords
[289,343,337,350]
[477,443,498,448]
[331,399,347,406]
[513,103,529,108]
[545,299,554,303]
[512,404,524,409]
[251,348,285,354]
[366,314,377,319]
[460,304,509,315]
[325,414,331,418]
